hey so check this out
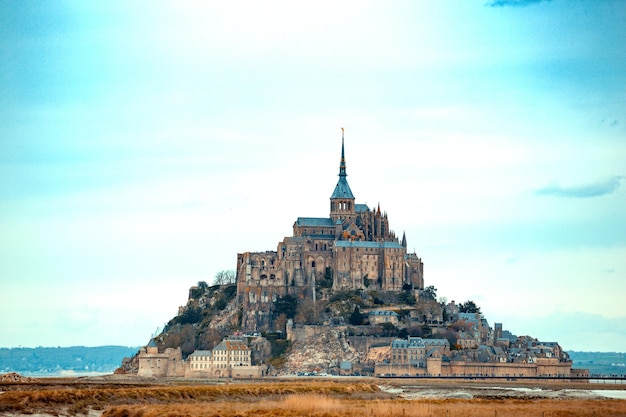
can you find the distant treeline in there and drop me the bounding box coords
[568,351,626,376]
[0,346,140,375]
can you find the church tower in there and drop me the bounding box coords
[330,129,356,223]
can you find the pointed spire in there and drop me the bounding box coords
[330,128,354,200]
[339,127,347,177]
[401,231,407,248]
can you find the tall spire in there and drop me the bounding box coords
[330,128,356,223]
[331,128,354,200]
[339,127,347,177]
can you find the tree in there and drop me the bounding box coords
[420,285,437,301]
[214,270,236,285]
[179,306,202,325]
[273,295,298,319]
[459,300,481,315]
[295,298,320,324]
[381,322,399,337]
[349,306,365,325]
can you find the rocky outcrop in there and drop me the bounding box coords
[0,372,34,382]
[281,328,361,374]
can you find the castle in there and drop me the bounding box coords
[236,130,424,331]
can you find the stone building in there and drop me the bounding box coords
[368,310,400,325]
[236,131,424,331]
[137,339,184,377]
[186,338,265,378]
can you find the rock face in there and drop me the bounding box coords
[0,372,34,382]
[282,328,361,374]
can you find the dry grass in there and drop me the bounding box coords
[1,379,624,417]
[102,396,626,417]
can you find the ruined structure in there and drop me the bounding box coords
[236,130,424,331]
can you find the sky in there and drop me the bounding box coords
[1,0,625,352]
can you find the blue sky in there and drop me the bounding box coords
[1,1,625,352]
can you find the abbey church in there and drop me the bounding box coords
[236,130,424,331]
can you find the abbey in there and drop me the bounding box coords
[236,130,424,331]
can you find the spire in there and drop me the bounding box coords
[339,127,347,177]
[401,231,407,248]
[330,128,354,199]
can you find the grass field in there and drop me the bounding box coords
[0,377,624,416]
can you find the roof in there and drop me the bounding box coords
[295,217,335,227]
[214,339,250,351]
[331,175,355,199]
[393,337,425,349]
[423,339,450,347]
[335,240,404,249]
[355,203,369,212]
[188,350,212,357]
[369,310,399,317]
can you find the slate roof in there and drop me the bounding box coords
[355,203,370,212]
[369,310,399,317]
[295,217,335,227]
[188,350,212,358]
[392,337,425,349]
[335,240,404,249]
[331,176,355,199]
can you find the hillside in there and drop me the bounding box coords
[121,280,626,377]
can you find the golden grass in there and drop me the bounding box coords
[102,396,626,417]
[1,379,624,417]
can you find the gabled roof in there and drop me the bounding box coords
[214,339,249,351]
[355,203,369,212]
[295,217,335,227]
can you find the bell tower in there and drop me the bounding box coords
[330,128,356,223]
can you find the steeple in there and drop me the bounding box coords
[330,128,356,223]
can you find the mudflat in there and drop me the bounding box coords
[1,376,624,416]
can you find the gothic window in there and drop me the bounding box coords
[312,261,316,267]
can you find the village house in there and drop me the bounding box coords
[368,310,400,325]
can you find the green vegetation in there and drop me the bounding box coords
[459,300,481,315]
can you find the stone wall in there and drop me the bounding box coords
[375,357,573,378]
[137,347,184,377]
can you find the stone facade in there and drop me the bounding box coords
[236,131,424,331]
[185,338,265,378]
[137,340,185,377]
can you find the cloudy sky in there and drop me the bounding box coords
[1,1,625,352]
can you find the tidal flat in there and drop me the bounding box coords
[1,376,625,417]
